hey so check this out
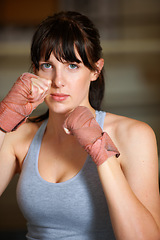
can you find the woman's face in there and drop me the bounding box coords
[35,51,100,114]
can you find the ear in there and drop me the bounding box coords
[91,58,104,81]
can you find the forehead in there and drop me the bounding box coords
[40,47,82,63]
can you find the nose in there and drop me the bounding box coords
[51,67,65,88]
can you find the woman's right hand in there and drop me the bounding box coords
[0,72,51,132]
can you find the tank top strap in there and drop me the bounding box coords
[31,119,48,151]
[35,119,48,141]
[95,110,106,130]
[23,119,48,165]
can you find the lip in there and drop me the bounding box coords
[50,93,69,102]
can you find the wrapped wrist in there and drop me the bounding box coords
[0,73,35,132]
[0,101,28,132]
[85,132,120,166]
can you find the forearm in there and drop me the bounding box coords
[63,106,160,239]
[97,157,160,240]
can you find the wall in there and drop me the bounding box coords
[0,0,160,238]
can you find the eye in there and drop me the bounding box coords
[40,63,52,70]
[68,64,78,70]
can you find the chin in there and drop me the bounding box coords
[45,98,89,116]
[49,104,75,116]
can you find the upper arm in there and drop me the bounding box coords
[0,121,39,196]
[0,133,18,196]
[120,121,160,226]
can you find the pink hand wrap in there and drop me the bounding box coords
[63,106,120,166]
[0,73,46,132]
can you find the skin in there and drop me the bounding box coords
[0,51,160,239]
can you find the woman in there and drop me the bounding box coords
[0,11,159,240]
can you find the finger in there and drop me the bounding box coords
[30,85,49,102]
[31,97,44,110]
[31,77,52,90]
[30,78,51,101]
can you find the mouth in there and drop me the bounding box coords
[50,93,69,102]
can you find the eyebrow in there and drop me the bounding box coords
[39,59,82,64]
[39,60,52,63]
[66,60,82,64]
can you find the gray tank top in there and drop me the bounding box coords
[17,110,115,240]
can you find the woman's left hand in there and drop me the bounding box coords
[63,106,119,166]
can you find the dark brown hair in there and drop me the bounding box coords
[30,11,105,121]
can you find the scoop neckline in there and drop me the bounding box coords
[35,110,101,186]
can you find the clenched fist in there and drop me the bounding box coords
[63,106,120,166]
[0,72,51,132]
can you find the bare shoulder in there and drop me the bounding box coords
[103,111,154,133]
[4,120,43,169]
[104,112,156,146]
[103,112,158,166]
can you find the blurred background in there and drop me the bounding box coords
[0,0,160,239]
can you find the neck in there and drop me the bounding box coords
[45,106,96,142]
[46,111,67,141]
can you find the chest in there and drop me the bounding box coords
[38,136,88,183]
[17,155,113,235]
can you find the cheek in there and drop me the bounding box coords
[80,76,91,91]
[70,79,89,95]
[36,69,53,79]
[71,77,91,100]
[74,72,92,87]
